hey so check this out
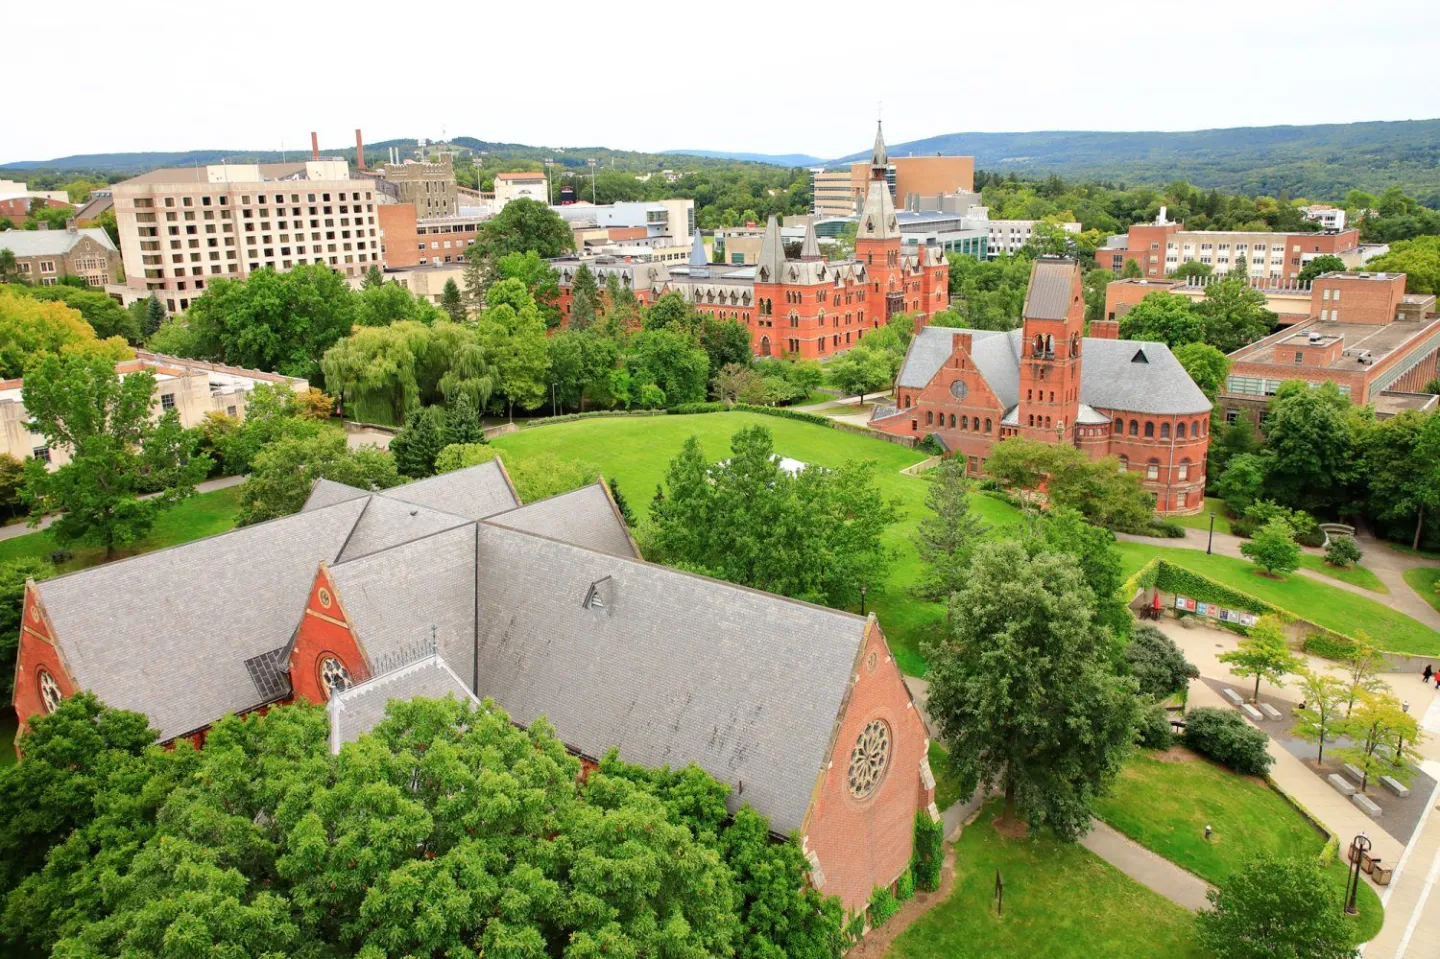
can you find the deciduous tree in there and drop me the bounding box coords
[1240,517,1302,576]
[237,431,401,524]
[1292,669,1348,766]
[1218,614,1301,702]
[1197,855,1357,959]
[1117,291,1206,347]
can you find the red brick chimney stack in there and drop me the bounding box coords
[355,129,365,171]
[310,131,319,159]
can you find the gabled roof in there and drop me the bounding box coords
[379,460,519,520]
[1023,259,1079,320]
[485,481,639,559]
[856,178,900,241]
[34,498,369,740]
[756,215,785,282]
[0,227,117,257]
[328,654,477,752]
[470,523,866,835]
[335,494,470,563]
[303,478,370,512]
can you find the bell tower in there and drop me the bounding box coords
[853,121,903,325]
[1016,258,1085,445]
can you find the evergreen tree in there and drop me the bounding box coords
[570,263,600,329]
[388,405,448,479]
[443,391,484,447]
[141,295,167,338]
[607,477,636,527]
[914,458,986,601]
[362,264,384,289]
[440,278,466,322]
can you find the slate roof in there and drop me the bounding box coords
[486,482,639,559]
[380,460,519,520]
[328,654,478,752]
[1022,258,1078,320]
[0,227,117,256]
[302,478,369,512]
[891,327,1209,416]
[34,498,368,740]
[470,523,866,834]
[334,495,469,563]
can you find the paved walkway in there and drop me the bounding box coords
[0,474,247,543]
[1081,819,1214,911]
[1115,526,1440,634]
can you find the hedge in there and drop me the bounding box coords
[896,868,916,902]
[1121,557,1160,599]
[869,885,901,928]
[911,811,945,892]
[521,409,669,428]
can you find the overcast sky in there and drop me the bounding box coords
[6,0,1439,163]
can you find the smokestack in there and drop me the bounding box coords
[310,131,319,159]
[355,129,365,171]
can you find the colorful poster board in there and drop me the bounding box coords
[1173,594,1258,628]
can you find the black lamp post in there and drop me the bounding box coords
[860,584,868,617]
[1207,511,1216,555]
[1345,834,1371,915]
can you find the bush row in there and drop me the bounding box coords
[521,409,668,428]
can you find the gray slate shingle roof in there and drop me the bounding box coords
[35,498,368,740]
[335,495,470,563]
[0,227,117,256]
[328,655,477,752]
[304,478,370,512]
[470,523,866,835]
[1023,259,1079,320]
[486,482,638,559]
[380,461,519,520]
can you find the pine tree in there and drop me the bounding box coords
[570,263,600,328]
[440,279,466,322]
[608,477,636,527]
[914,458,986,601]
[362,264,384,289]
[443,391,484,447]
[141,295,167,338]
[389,406,447,478]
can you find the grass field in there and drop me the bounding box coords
[1298,554,1388,594]
[887,801,1206,959]
[1116,542,1440,655]
[1172,498,1233,536]
[0,486,245,571]
[491,412,1024,676]
[1094,751,1384,944]
[1404,567,1440,614]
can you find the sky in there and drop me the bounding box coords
[5,0,1440,163]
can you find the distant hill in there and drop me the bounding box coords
[663,149,826,167]
[835,119,1440,204]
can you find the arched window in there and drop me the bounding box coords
[1177,422,1187,439]
[1045,416,1052,428]
[927,410,934,426]
[1178,459,1191,481]
[318,656,352,700]
[961,415,969,430]
[903,395,911,408]
[1118,455,1128,472]
[760,336,772,357]
[972,418,980,432]
[1045,334,1055,355]
[1113,418,1124,435]
[37,669,61,714]
[1161,423,1171,439]
[1129,420,1139,436]
[949,414,956,428]
[1144,421,1155,438]
[1193,419,1202,437]
[1146,459,1160,480]
[1028,414,1035,427]
[985,418,992,432]
[1032,334,1044,356]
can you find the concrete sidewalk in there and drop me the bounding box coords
[1081,819,1214,912]
[0,474,247,543]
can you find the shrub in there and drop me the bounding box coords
[916,434,945,456]
[868,886,900,928]
[1137,702,1176,749]
[896,868,916,902]
[1324,534,1362,569]
[1125,623,1200,698]
[1146,518,1188,538]
[911,811,945,892]
[1183,707,1274,776]
[1301,631,1357,661]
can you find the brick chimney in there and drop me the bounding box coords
[952,332,972,356]
[65,218,77,233]
[310,131,320,160]
[354,129,365,171]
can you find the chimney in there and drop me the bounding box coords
[355,129,365,171]
[65,218,77,233]
[310,131,319,159]
[953,332,972,356]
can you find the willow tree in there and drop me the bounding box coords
[320,321,431,426]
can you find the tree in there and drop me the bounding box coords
[495,250,561,326]
[627,328,709,407]
[1124,622,1199,699]
[699,316,753,377]
[237,431,402,524]
[1217,452,1271,516]
[388,405,448,478]
[356,280,443,327]
[433,445,598,502]
[19,286,141,344]
[0,248,23,285]
[1218,614,1301,702]
[914,458,987,601]
[1335,689,1423,793]
[1297,254,1347,285]
[1116,292,1206,347]
[1197,854,1357,959]
[476,279,552,415]
[1240,517,1302,576]
[21,355,210,559]
[1365,235,1440,294]
[1173,341,1230,402]
[607,477,636,527]
[1339,632,1386,717]
[464,197,575,262]
[643,290,703,335]
[1325,534,1362,568]
[183,264,359,380]
[569,262,600,329]
[443,390,484,446]
[1197,274,1275,352]
[140,294,166,338]
[1262,381,1359,514]
[440,277,466,321]
[0,453,23,521]
[361,263,384,289]
[925,540,1139,839]
[1292,669,1348,766]
[984,438,1153,532]
[1171,260,1213,281]
[1120,258,1143,279]
[0,290,132,378]
[827,345,893,403]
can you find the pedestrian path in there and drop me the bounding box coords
[0,473,247,543]
[1081,819,1214,911]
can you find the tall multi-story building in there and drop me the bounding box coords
[810,152,975,217]
[1095,208,1362,282]
[0,222,120,287]
[811,168,859,216]
[381,153,458,218]
[377,204,487,269]
[493,171,549,207]
[110,159,381,311]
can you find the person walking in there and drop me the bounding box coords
[1426,664,1435,684]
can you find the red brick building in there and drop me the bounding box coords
[13,461,935,916]
[550,123,950,360]
[871,258,1213,514]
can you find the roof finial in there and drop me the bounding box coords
[870,116,888,175]
[430,623,438,656]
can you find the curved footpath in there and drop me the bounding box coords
[0,474,248,544]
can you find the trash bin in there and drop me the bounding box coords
[1372,863,1392,886]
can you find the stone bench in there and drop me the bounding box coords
[1259,703,1283,720]
[1241,704,1264,722]
[1222,688,1244,706]
[1343,763,1366,784]
[1381,776,1411,798]
[1328,773,1356,797]
[1353,793,1383,818]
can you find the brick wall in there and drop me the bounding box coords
[378,204,419,268]
[12,585,78,742]
[804,620,932,915]
[287,564,371,705]
[1311,273,1403,325]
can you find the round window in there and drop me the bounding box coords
[949,379,969,401]
[317,587,333,609]
[847,720,893,800]
[37,669,61,714]
[319,656,351,697]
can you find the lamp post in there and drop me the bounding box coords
[587,157,598,204]
[860,584,868,618]
[544,158,555,206]
[1207,511,1216,555]
[1345,834,1371,915]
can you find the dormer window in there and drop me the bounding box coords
[584,575,613,610]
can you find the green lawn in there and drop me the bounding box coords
[1172,498,1233,536]
[887,801,1205,959]
[791,390,836,407]
[492,413,1023,676]
[1403,567,1440,614]
[1116,542,1440,655]
[929,741,964,812]
[0,486,244,571]
[1298,554,1388,594]
[1094,751,1384,945]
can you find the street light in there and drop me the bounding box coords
[1345,834,1371,915]
[587,157,598,204]
[860,584,868,617]
[1207,511,1216,555]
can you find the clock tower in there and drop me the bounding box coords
[1015,258,1085,445]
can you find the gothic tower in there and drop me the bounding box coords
[854,121,903,325]
[1015,258,1085,444]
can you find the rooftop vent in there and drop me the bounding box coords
[1131,348,1149,364]
[583,575,613,610]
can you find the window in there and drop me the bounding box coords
[926,411,933,426]
[1129,420,1139,436]
[1178,460,1190,481]
[160,393,176,410]
[1294,351,1305,364]
[1144,421,1154,438]
[318,656,351,698]
[985,418,992,433]
[1160,423,1170,439]
[1177,422,1186,439]
[32,445,50,463]
[1225,409,1240,425]
[1146,460,1160,480]
[38,670,62,714]
[1114,418,1124,434]
[846,720,892,801]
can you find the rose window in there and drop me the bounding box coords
[319,657,351,697]
[847,720,892,800]
[38,670,61,714]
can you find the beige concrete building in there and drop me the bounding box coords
[381,154,458,218]
[110,159,381,312]
[347,262,466,306]
[493,171,548,208]
[1,352,307,469]
[811,168,858,216]
[0,224,121,287]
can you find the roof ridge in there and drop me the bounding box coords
[329,518,479,569]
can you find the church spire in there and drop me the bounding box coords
[756,214,785,282]
[688,228,709,278]
[799,219,821,261]
[869,119,888,177]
